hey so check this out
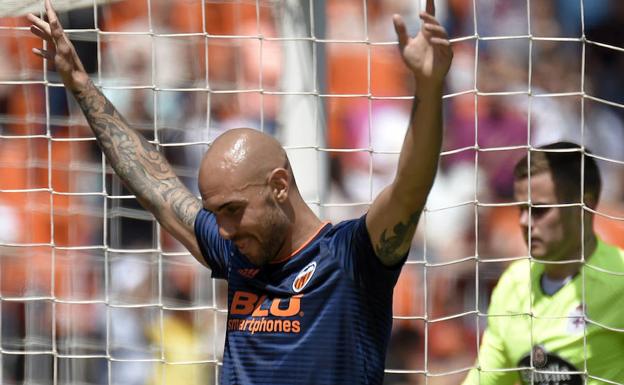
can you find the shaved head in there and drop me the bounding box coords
[197,128,300,265]
[199,128,290,193]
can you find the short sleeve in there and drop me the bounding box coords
[193,209,232,279]
[586,242,624,330]
[462,327,515,385]
[462,282,515,385]
[335,214,406,292]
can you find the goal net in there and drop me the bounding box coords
[0,0,623,384]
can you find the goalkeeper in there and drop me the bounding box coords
[463,142,624,385]
[28,0,452,384]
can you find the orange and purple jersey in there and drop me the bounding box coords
[194,210,405,385]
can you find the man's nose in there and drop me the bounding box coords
[218,219,237,240]
[519,208,530,228]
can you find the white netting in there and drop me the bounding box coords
[0,0,623,384]
[0,1,119,18]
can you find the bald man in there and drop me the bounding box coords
[29,0,452,384]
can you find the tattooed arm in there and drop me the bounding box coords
[28,0,205,264]
[73,81,204,260]
[366,0,452,266]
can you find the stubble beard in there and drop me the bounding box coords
[257,203,290,264]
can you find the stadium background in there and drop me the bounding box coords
[0,0,622,384]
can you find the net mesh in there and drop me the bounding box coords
[0,0,120,18]
[0,0,623,384]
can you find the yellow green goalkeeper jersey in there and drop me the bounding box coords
[463,239,624,385]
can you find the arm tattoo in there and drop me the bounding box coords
[72,79,201,228]
[375,211,420,264]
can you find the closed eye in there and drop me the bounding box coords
[224,205,241,215]
[518,204,552,219]
[531,206,551,219]
[218,201,247,218]
[212,198,246,214]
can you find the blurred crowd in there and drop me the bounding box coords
[0,0,622,384]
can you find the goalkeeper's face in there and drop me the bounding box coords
[513,172,583,261]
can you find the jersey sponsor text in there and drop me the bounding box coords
[228,290,303,334]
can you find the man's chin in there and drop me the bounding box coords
[529,244,547,259]
[241,249,271,266]
[242,252,263,266]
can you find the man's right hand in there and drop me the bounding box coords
[27,0,89,92]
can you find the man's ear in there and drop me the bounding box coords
[269,168,289,202]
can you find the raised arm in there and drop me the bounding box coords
[27,0,205,264]
[366,0,452,266]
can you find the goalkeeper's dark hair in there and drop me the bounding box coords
[513,142,602,208]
